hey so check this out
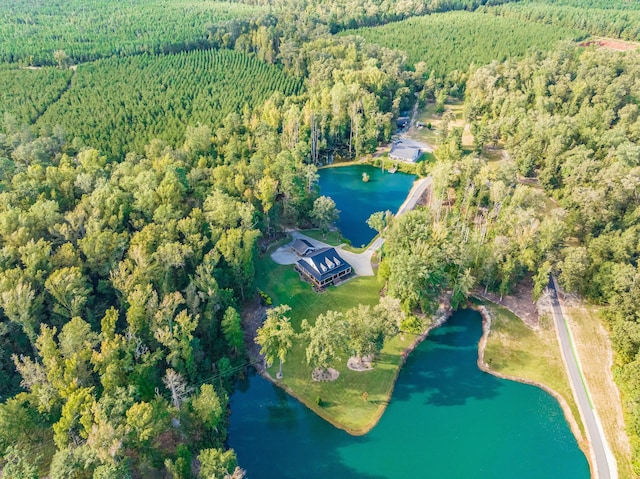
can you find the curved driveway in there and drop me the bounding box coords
[549,277,616,479]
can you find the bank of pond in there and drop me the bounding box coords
[317,165,417,247]
[228,310,589,479]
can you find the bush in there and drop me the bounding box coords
[401,315,424,334]
[258,290,272,306]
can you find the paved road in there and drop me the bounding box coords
[548,277,616,479]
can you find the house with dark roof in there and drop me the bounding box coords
[295,247,352,288]
[291,238,315,256]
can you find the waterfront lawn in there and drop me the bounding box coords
[565,304,633,479]
[480,300,586,444]
[300,229,346,247]
[255,251,416,434]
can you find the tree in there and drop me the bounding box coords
[255,305,294,379]
[366,210,393,238]
[215,227,260,300]
[302,310,347,373]
[198,448,238,479]
[558,247,590,294]
[0,280,41,346]
[53,50,68,69]
[255,176,278,237]
[310,196,339,238]
[44,267,91,319]
[190,384,225,434]
[184,123,212,156]
[345,305,380,364]
[221,307,245,357]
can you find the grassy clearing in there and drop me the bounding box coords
[565,304,633,479]
[413,100,475,150]
[299,229,346,247]
[480,300,585,442]
[254,249,416,433]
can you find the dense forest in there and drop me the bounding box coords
[464,45,640,471]
[0,91,323,477]
[342,11,586,75]
[483,2,640,42]
[35,50,302,159]
[0,0,264,66]
[0,66,72,127]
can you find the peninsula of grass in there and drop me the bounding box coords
[254,249,417,434]
[479,299,586,444]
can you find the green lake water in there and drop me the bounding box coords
[227,310,590,479]
[318,165,416,247]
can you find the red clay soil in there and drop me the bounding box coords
[580,39,639,51]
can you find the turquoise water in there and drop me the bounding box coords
[227,310,590,479]
[318,165,416,247]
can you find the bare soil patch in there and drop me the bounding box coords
[475,275,539,328]
[580,38,639,52]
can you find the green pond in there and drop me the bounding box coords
[318,165,416,247]
[227,310,590,479]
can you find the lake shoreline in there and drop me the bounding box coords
[252,298,453,436]
[473,301,594,477]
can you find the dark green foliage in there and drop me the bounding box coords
[0,66,72,130]
[342,11,586,75]
[0,0,263,66]
[483,2,640,41]
[36,49,302,159]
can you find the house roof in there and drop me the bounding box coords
[292,238,315,256]
[296,247,351,281]
[389,142,420,162]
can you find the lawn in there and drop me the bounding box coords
[254,248,417,433]
[565,304,633,479]
[479,300,586,445]
[300,229,346,247]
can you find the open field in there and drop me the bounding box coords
[412,100,474,150]
[565,303,633,479]
[480,300,586,444]
[255,248,418,433]
[37,49,302,158]
[342,11,586,75]
[0,0,263,65]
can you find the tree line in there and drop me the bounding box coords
[0,77,327,475]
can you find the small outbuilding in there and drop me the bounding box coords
[295,247,352,288]
[291,238,315,256]
[389,142,421,162]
